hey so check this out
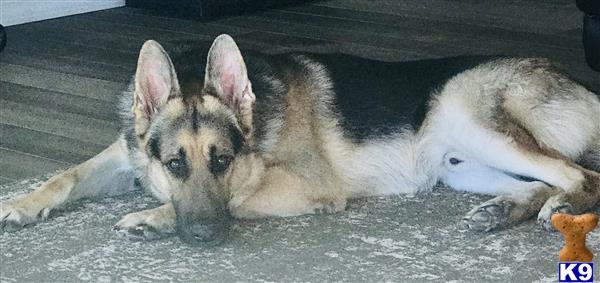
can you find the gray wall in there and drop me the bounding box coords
[0,0,125,26]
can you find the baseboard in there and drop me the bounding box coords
[0,0,126,26]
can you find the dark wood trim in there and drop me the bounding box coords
[125,0,309,21]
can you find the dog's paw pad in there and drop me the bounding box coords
[461,203,508,232]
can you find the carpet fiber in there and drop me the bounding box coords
[1,174,599,282]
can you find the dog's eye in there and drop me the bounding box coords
[165,157,188,179]
[211,154,232,175]
[167,159,182,171]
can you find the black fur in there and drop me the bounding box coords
[243,52,497,144]
[191,106,200,133]
[228,125,244,155]
[311,54,497,142]
[148,134,161,160]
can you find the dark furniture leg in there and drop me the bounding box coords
[583,14,600,71]
[0,24,6,53]
[577,0,600,71]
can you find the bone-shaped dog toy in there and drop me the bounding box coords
[552,213,598,262]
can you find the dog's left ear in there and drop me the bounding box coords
[204,34,255,137]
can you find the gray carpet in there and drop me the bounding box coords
[1,174,599,282]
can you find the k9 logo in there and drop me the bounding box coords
[558,262,594,283]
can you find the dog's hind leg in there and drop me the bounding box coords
[448,125,584,193]
[436,107,598,231]
[462,120,599,230]
[429,59,600,231]
[441,154,561,231]
[0,137,134,232]
[537,165,600,230]
[461,182,561,231]
[454,126,600,231]
[453,121,600,231]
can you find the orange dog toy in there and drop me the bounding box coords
[551,213,598,262]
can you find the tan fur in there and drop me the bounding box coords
[228,69,347,218]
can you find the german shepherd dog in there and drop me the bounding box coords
[1,35,599,245]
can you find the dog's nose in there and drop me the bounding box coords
[178,220,229,246]
[189,223,218,242]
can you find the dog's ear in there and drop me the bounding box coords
[133,40,181,136]
[204,35,255,137]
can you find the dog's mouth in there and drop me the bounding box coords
[173,198,232,246]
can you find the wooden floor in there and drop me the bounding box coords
[0,0,598,184]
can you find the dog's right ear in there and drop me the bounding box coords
[133,40,181,136]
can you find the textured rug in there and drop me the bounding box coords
[1,174,599,282]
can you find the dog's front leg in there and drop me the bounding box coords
[231,166,347,219]
[113,202,176,240]
[0,137,134,232]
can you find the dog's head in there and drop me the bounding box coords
[130,35,261,246]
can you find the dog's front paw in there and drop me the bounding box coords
[113,208,175,241]
[0,201,51,232]
[537,195,572,231]
[460,198,511,232]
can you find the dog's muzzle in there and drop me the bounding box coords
[173,199,232,246]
